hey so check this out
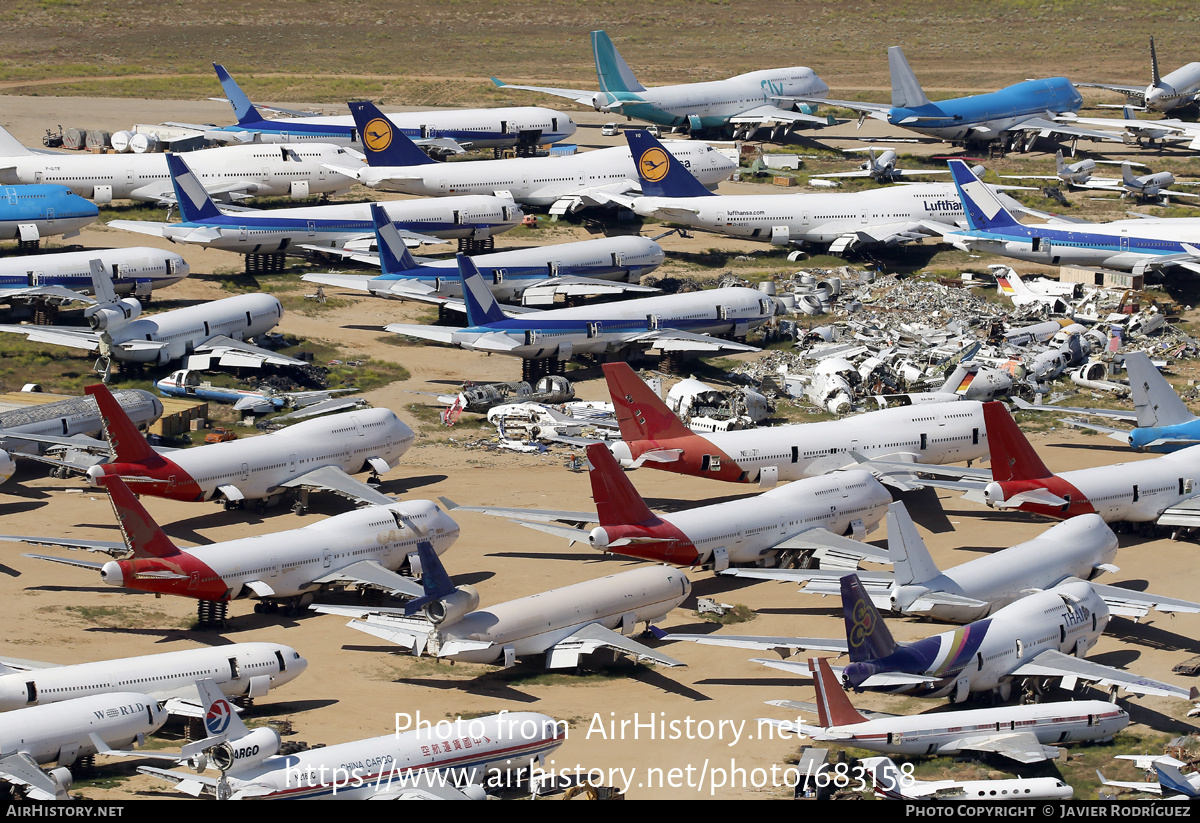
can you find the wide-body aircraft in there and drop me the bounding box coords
[1078,38,1200,113]
[0,185,97,245]
[0,247,189,307]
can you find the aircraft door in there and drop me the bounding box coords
[587,321,602,338]
[323,548,332,568]
[647,314,659,331]
[953,675,970,703]
[306,221,316,237]
[240,462,249,482]
[262,166,271,182]
[771,225,789,245]
[24,682,35,704]
[289,453,297,473]
[919,433,927,450]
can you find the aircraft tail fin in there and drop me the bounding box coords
[887,502,939,587]
[1126,351,1194,428]
[0,125,31,157]
[863,757,907,798]
[87,258,119,308]
[888,46,931,109]
[937,362,977,395]
[166,154,223,223]
[624,130,716,199]
[1122,162,1141,188]
[1156,762,1200,798]
[1150,37,1163,88]
[601,362,695,443]
[456,253,507,327]
[195,677,250,741]
[586,443,655,526]
[348,101,436,168]
[592,30,646,94]
[948,160,1023,232]
[984,401,1054,482]
[812,656,869,728]
[1054,150,1068,177]
[97,474,181,560]
[213,63,264,125]
[840,573,897,663]
[370,203,420,275]
[403,540,457,616]
[86,384,160,466]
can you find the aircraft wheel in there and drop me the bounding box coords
[292,502,308,516]
[223,499,237,512]
[254,602,264,614]
[253,499,267,515]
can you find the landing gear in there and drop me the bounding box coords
[521,358,566,383]
[457,236,495,255]
[17,239,39,253]
[196,600,228,629]
[245,252,287,274]
[777,549,815,569]
[222,499,243,512]
[32,304,59,326]
[292,488,310,516]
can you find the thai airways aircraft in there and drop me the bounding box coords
[444,443,892,571]
[327,100,736,215]
[761,657,1127,765]
[383,254,771,365]
[601,362,987,488]
[1078,38,1200,113]
[141,679,565,800]
[0,125,354,204]
[0,643,306,717]
[0,247,188,308]
[203,63,577,152]
[730,502,1200,623]
[0,691,167,800]
[111,154,522,255]
[0,184,97,245]
[75,383,414,512]
[783,46,1118,151]
[316,541,688,669]
[943,159,1200,275]
[15,473,458,618]
[616,130,987,254]
[0,260,301,377]
[861,757,1074,800]
[302,202,663,306]
[492,30,834,140]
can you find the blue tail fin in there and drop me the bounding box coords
[213,63,264,125]
[166,154,223,223]
[592,31,646,94]
[348,101,436,168]
[370,203,420,275]
[403,541,456,616]
[840,574,897,663]
[1156,762,1199,798]
[948,160,1022,232]
[457,253,507,326]
[625,130,716,199]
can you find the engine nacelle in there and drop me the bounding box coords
[87,298,141,331]
[424,585,480,626]
[210,727,281,773]
[46,767,73,796]
[590,92,612,112]
[0,449,13,484]
[589,527,611,549]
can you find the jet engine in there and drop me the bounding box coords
[86,298,142,331]
[210,727,281,774]
[424,585,480,625]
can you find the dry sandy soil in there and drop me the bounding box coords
[0,95,1197,802]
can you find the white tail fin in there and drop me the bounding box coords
[888,502,939,586]
[0,125,32,157]
[888,46,931,109]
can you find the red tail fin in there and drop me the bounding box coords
[86,384,158,465]
[98,475,181,559]
[983,401,1053,482]
[586,443,655,527]
[812,657,868,728]
[602,363,692,442]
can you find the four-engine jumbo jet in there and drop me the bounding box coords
[492,30,834,141]
[600,362,987,488]
[1078,38,1200,113]
[0,185,98,245]
[0,247,189,308]
[328,101,736,216]
[443,443,893,571]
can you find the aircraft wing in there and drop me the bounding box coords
[774,96,891,120]
[186,335,308,370]
[0,534,127,554]
[0,429,111,456]
[751,656,939,687]
[0,324,100,352]
[728,104,834,127]
[383,323,465,346]
[947,731,1061,764]
[522,276,658,301]
[439,497,596,525]
[278,464,395,507]
[1074,83,1147,101]
[490,77,599,106]
[627,329,760,355]
[764,698,898,722]
[1013,649,1196,700]
[1009,116,1123,143]
[0,752,68,801]
[544,623,684,669]
[137,765,222,798]
[1012,397,1137,422]
[1088,582,1200,619]
[661,632,847,656]
[312,605,435,653]
[0,285,95,306]
[771,527,892,568]
[312,559,424,599]
[1156,495,1200,529]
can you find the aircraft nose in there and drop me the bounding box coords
[100,560,125,587]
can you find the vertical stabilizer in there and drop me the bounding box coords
[840,574,897,663]
[811,656,869,728]
[97,475,181,559]
[403,541,457,615]
[195,677,250,740]
[1150,37,1163,89]
[0,125,32,157]
[984,401,1054,482]
[348,101,437,168]
[213,64,265,126]
[456,254,507,327]
[592,31,646,94]
[166,154,223,223]
[888,46,932,109]
[86,384,160,465]
[88,258,119,308]
[948,160,1023,232]
[1156,762,1200,798]
[586,443,656,526]
[887,502,939,586]
[624,130,716,199]
[602,363,695,442]
[1126,351,1194,428]
[370,203,421,275]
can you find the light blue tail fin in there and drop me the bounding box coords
[457,253,507,326]
[370,203,420,276]
[166,154,223,223]
[888,47,931,109]
[348,101,436,168]
[213,63,264,125]
[592,31,645,94]
[625,130,716,198]
[948,160,1022,231]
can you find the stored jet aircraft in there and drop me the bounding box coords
[942,159,1200,275]
[383,254,770,366]
[601,362,987,488]
[444,443,892,571]
[998,150,1147,192]
[809,148,952,184]
[761,657,1127,765]
[0,247,188,309]
[328,100,735,215]
[316,541,688,669]
[75,383,414,512]
[1098,758,1200,799]
[0,184,97,245]
[782,46,1119,151]
[0,125,353,204]
[302,203,662,307]
[14,473,458,619]
[0,643,306,718]
[861,757,1074,800]
[111,154,522,256]
[730,502,1200,623]
[492,30,834,140]
[204,62,576,152]
[1078,38,1200,113]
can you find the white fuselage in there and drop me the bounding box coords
[0,143,356,203]
[359,142,735,204]
[3,692,167,766]
[608,68,829,128]
[0,389,160,450]
[0,247,189,298]
[1147,63,1200,111]
[109,292,283,364]
[0,643,306,711]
